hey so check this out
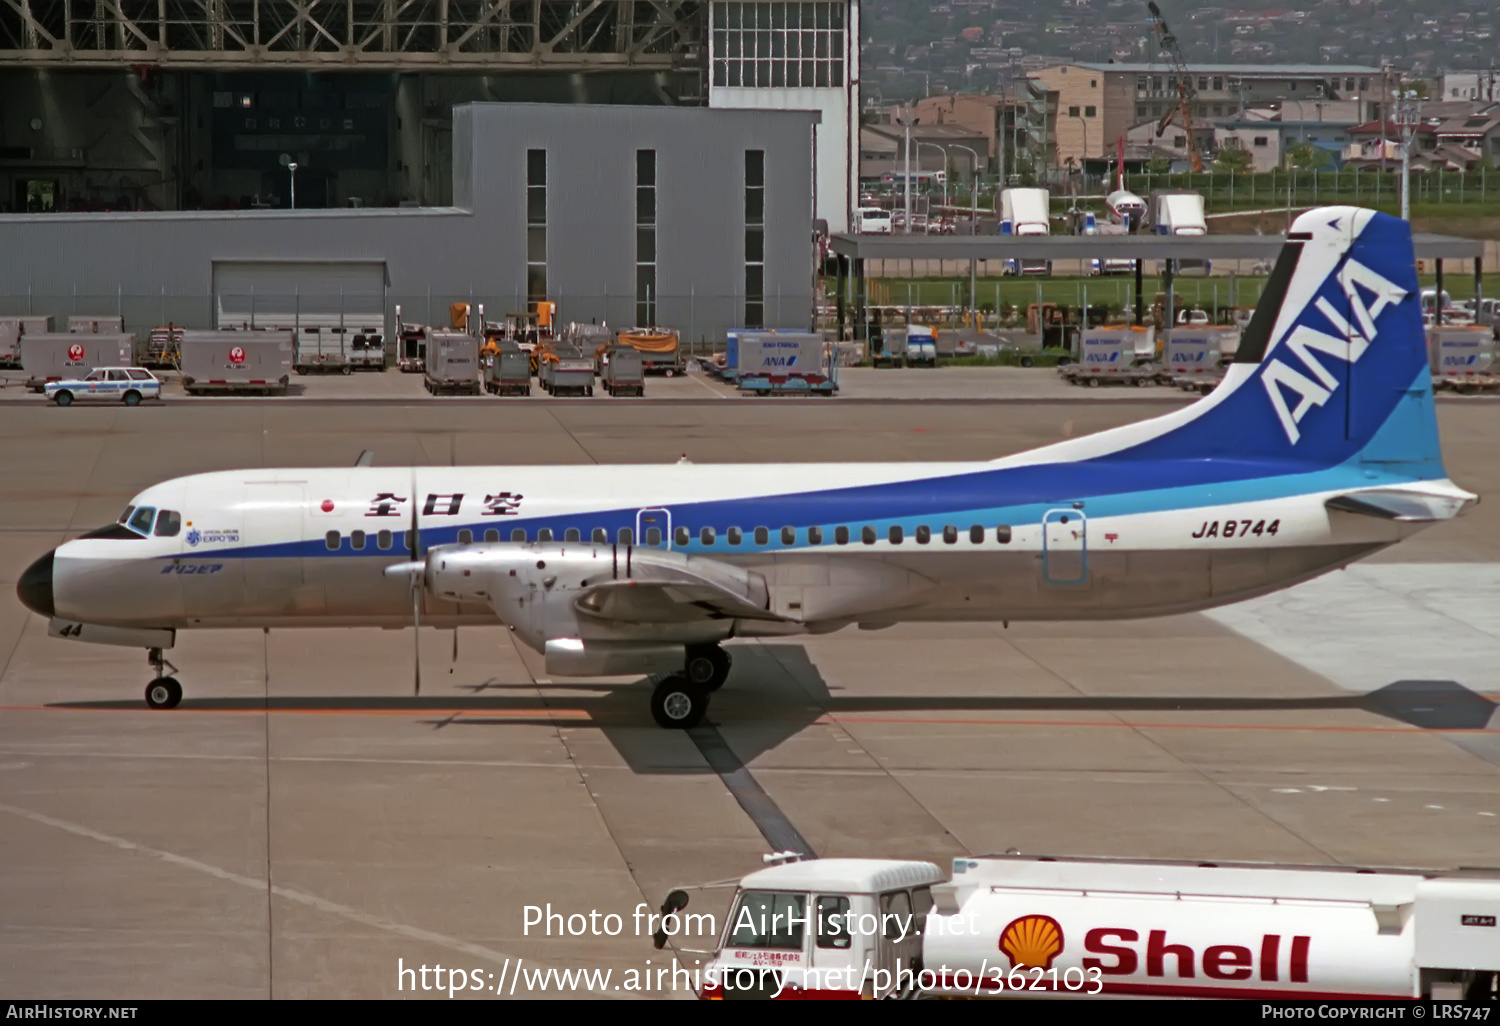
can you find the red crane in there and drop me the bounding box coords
[1147,1,1206,173]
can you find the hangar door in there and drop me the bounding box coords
[213,260,387,332]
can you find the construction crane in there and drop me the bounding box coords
[1147,1,1206,173]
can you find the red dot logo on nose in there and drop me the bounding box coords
[320,500,334,512]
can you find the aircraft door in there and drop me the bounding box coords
[1042,508,1088,585]
[241,483,306,615]
[635,508,671,549]
[177,490,245,620]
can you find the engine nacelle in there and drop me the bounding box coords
[542,638,685,678]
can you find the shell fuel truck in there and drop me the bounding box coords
[690,854,1500,999]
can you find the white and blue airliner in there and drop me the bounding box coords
[16,208,1477,728]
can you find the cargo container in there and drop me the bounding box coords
[1061,326,1154,387]
[424,330,482,395]
[484,343,533,396]
[178,331,293,395]
[538,341,595,396]
[695,853,1500,999]
[0,315,52,368]
[616,328,683,375]
[68,315,125,334]
[22,333,136,390]
[600,345,645,397]
[737,333,836,395]
[1428,326,1498,393]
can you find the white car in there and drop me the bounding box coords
[46,367,162,407]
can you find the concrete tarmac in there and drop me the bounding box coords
[1,398,1498,998]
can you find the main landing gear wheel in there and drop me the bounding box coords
[683,645,732,692]
[145,677,182,709]
[650,676,708,729]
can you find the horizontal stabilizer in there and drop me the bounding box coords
[1325,486,1477,523]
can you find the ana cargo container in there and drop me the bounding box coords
[1061,326,1154,387]
[178,331,293,395]
[1428,326,1498,393]
[484,343,532,396]
[22,333,135,391]
[600,346,645,397]
[0,316,52,368]
[616,328,683,376]
[68,315,125,334]
[694,853,1500,999]
[737,333,835,395]
[423,330,482,395]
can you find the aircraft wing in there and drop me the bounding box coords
[1326,485,1478,523]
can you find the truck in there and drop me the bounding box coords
[178,330,293,395]
[1149,190,1207,236]
[0,316,53,368]
[600,345,645,397]
[896,325,938,367]
[691,853,1500,1000]
[1061,326,1154,387]
[483,342,532,396]
[998,188,1052,277]
[1428,326,1498,394]
[394,306,427,373]
[736,333,836,395]
[423,329,482,395]
[22,333,136,391]
[616,327,683,376]
[348,329,386,371]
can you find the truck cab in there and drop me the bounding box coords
[702,859,943,999]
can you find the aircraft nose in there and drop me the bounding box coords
[17,549,55,618]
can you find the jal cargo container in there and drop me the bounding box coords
[22,332,135,390]
[1428,326,1497,393]
[179,331,293,395]
[68,315,125,334]
[424,330,482,395]
[696,854,1500,1000]
[0,315,52,367]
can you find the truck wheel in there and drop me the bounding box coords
[664,368,675,378]
[587,387,594,397]
[54,390,74,406]
[342,365,353,376]
[1019,355,1034,368]
[296,367,307,375]
[122,390,141,406]
[1087,377,1101,388]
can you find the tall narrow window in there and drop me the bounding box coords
[745,149,765,329]
[526,149,547,305]
[636,150,657,326]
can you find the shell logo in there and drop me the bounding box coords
[998,914,1065,971]
[228,346,247,365]
[67,343,85,361]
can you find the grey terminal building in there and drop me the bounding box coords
[0,102,819,343]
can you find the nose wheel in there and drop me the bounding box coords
[144,647,182,710]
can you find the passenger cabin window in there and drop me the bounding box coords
[915,525,931,544]
[969,525,984,544]
[325,531,340,550]
[835,526,849,545]
[512,528,527,542]
[128,506,156,536]
[996,526,1012,544]
[674,527,690,546]
[861,526,876,544]
[565,528,581,543]
[486,529,501,543]
[754,527,769,545]
[942,525,958,544]
[618,527,633,545]
[727,527,743,545]
[816,896,852,950]
[701,527,716,545]
[781,527,795,545]
[592,528,607,543]
[377,530,393,550]
[729,891,805,951]
[538,528,554,542]
[888,525,903,544]
[808,526,823,544]
[881,891,914,940]
[350,529,366,550]
[645,527,661,546]
[458,529,473,545]
[153,510,181,537]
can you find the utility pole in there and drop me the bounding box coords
[899,106,914,234]
[1394,87,1419,221]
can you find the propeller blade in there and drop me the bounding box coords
[451,628,458,674]
[411,468,421,696]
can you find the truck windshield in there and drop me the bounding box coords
[728,891,805,950]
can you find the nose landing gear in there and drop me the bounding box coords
[144,647,182,709]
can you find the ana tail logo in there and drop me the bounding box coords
[998,914,1065,970]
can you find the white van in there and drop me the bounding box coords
[857,207,893,234]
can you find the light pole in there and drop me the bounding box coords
[1070,109,1090,185]
[953,143,982,327]
[917,141,949,225]
[1393,88,1419,222]
[896,107,915,235]
[288,161,299,210]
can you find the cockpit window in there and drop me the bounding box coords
[118,505,136,524]
[127,506,157,535]
[154,510,181,537]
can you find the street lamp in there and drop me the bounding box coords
[895,107,915,235]
[952,143,983,328]
[288,161,299,210]
[1393,88,1420,222]
[916,141,949,225]
[1070,108,1091,181]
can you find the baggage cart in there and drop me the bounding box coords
[22,333,136,391]
[538,341,595,396]
[179,330,294,395]
[423,330,482,395]
[484,344,532,396]
[600,345,645,397]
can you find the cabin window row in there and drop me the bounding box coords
[323,524,1013,550]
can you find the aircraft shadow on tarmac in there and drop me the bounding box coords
[48,647,1498,775]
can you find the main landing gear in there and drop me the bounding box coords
[144,647,182,709]
[649,645,733,729]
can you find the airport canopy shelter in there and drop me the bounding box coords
[826,233,1486,338]
[213,260,388,331]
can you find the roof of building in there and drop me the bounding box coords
[829,233,1484,262]
[1077,62,1381,76]
[738,859,945,894]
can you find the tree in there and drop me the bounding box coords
[1285,142,1329,171]
[1146,155,1172,176]
[1215,146,1253,173]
